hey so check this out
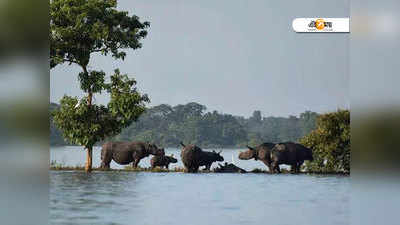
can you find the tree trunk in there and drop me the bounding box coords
[85,147,93,173]
[84,65,93,173]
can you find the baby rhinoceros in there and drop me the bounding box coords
[150,154,178,169]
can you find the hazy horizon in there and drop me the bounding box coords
[50,0,349,117]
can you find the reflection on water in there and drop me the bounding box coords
[50,147,349,225]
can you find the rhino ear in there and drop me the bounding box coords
[246,145,254,151]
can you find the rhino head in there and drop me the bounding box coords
[147,143,165,156]
[212,150,224,162]
[167,154,178,163]
[238,145,258,160]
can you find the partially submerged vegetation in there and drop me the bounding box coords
[50,161,348,175]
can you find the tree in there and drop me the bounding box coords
[299,111,318,136]
[300,109,350,173]
[50,0,150,172]
[251,110,262,123]
[50,101,321,149]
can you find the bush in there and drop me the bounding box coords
[300,109,350,173]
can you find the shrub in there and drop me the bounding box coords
[300,109,350,173]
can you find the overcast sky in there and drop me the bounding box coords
[50,0,349,117]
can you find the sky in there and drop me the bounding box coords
[50,0,349,117]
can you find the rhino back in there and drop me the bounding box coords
[271,142,296,164]
[181,145,202,168]
[198,151,217,166]
[294,143,313,160]
[151,155,166,166]
[197,152,211,166]
[260,142,275,150]
[111,142,146,164]
[282,142,303,164]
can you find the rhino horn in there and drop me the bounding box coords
[246,145,254,150]
[180,142,185,147]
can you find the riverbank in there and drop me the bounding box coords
[49,165,349,175]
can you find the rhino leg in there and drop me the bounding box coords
[133,158,141,168]
[262,160,274,174]
[293,164,299,173]
[276,165,281,173]
[297,161,304,173]
[267,164,274,174]
[100,148,112,169]
[188,166,199,173]
[291,163,298,173]
[101,161,110,169]
[271,162,280,173]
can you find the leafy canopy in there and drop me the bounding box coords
[53,69,149,147]
[50,0,149,68]
[50,0,150,149]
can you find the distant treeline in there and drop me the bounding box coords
[50,103,68,146]
[50,102,318,148]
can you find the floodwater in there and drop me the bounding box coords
[50,146,349,225]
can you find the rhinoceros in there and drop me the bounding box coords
[198,150,224,170]
[180,142,224,172]
[214,162,247,173]
[238,143,275,173]
[270,142,313,173]
[150,154,178,169]
[100,141,165,168]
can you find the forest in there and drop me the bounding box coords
[50,102,318,148]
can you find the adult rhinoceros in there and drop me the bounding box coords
[180,142,224,172]
[270,142,313,173]
[100,141,165,168]
[238,143,275,173]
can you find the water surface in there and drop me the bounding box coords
[50,146,349,225]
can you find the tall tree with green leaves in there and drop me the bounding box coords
[50,0,150,172]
